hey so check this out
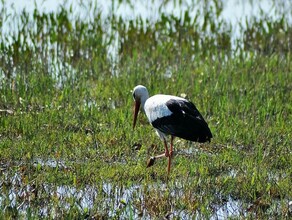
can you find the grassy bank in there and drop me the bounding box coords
[0,0,292,218]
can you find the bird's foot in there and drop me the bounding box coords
[164,151,170,157]
[165,151,174,158]
[147,157,155,167]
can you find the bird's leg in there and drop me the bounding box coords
[166,136,176,175]
[164,138,172,175]
[147,139,171,168]
[169,136,174,157]
[163,138,170,157]
[167,156,171,175]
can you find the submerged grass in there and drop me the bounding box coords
[1,0,292,219]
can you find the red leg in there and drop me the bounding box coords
[147,138,173,175]
[147,138,171,169]
[170,136,175,157]
[167,136,176,175]
[166,138,172,175]
[163,138,170,157]
[167,153,171,175]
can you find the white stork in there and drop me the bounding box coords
[132,85,212,175]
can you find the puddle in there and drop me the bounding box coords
[33,158,68,169]
[0,159,290,218]
[211,196,242,219]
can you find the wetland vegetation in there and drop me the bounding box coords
[0,0,292,218]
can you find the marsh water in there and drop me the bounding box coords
[1,0,292,218]
[1,158,244,219]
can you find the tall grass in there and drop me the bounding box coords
[0,0,292,218]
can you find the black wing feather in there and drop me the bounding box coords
[151,99,212,143]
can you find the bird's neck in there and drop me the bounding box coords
[140,94,149,113]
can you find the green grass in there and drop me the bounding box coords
[0,0,292,219]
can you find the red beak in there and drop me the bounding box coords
[133,101,140,129]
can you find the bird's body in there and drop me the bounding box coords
[132,85,212,175]
[144,94,212,142]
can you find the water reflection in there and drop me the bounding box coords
[0,159,264,219]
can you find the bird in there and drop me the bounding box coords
[132,85,212,175]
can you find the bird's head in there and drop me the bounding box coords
[132,85,149,129]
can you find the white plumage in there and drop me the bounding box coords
[145,95,174,124]
[132,85,212,175]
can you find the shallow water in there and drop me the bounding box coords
[1,157,291,218]
[2,0,291,46]
[0,158,249,218]
[1,0,291,80]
